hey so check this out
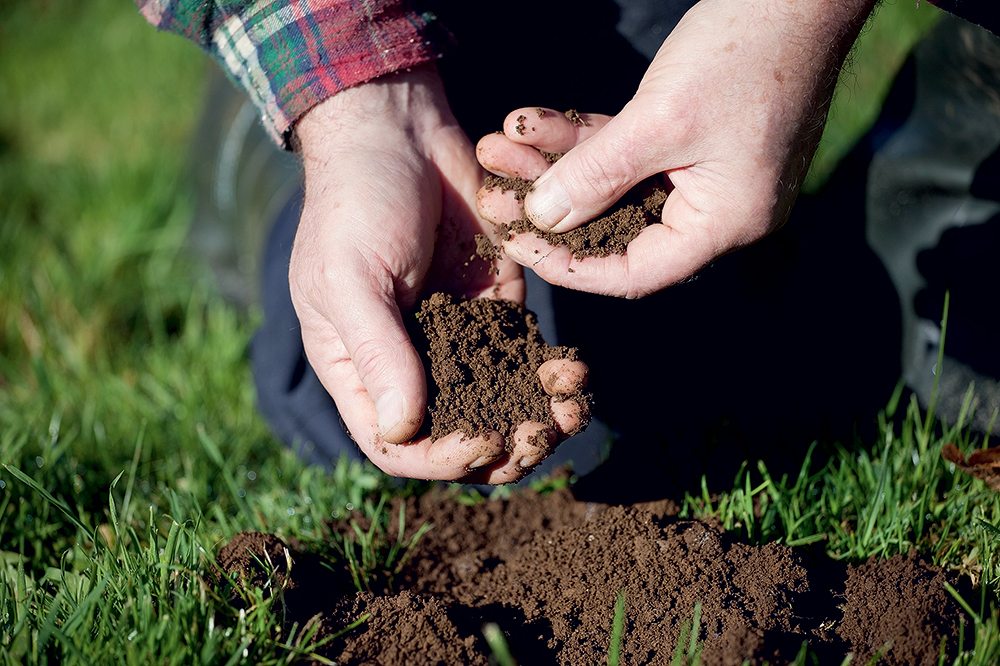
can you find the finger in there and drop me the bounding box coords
[523,112,656,234]
[462,422,557,485]
[481,276,525,303]
[372,430,508,481]
[503,108,612,152]
[511,422,558,469]
[537,358,589,396]
[477,185,524,226]
[551,398,589,436]
[310,262,429,445]
[476,132,551,180]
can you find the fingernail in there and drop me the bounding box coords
[469,455,495,469]
[504,242,528,264]
[375,389,406,437]
[525,175,570,231]
[518,455,542,469]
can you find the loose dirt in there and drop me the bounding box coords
[484,174,668,259]
[408,293,590,446]
[218,485,968,665]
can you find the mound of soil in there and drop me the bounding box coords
[483,174,668,259]
[409,293,591,445]
[217,486,968,665]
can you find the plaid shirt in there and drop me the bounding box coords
[135,0,447,148]
[137,1,995,150]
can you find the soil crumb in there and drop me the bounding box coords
[514,114,527,136]
[409,293,590,446]
[473,233,500,273]
[564,108,588,126]
[218,487,969,665]
[485,174,668,259]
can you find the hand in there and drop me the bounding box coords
[476,0,876,298]
[289,66,587,484]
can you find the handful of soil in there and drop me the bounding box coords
[409,293,590,446]
[483,173,668,259]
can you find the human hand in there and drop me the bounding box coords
[476,0,876,298]
[289,66,587,484]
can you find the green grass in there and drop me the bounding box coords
[332,495,434,594]
[0,0,994,664]
[482,623,517,666]
[607,589,626,666]
[670,601,702,666]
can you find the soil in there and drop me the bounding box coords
[408,293,591,445]
[218,485,969,665]
[564,109,588,127]
[483,174,668,259]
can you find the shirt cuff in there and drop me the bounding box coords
[210,1,448,148]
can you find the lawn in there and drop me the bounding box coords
[4,0,998,663]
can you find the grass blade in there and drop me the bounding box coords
[483,622,517,666]
[2,464,91,535]
[608,588,626,666]
[922,290,949,452]
[944,581,981,625]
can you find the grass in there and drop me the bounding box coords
[0,0,992,663]
[607,589,626,666]
[331,496,434,594]
[482,623,517,666]
[670,602,703,666]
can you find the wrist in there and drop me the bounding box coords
[294,64,452,160]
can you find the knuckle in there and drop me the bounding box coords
[350,336,396,386]
[567,147,637,204]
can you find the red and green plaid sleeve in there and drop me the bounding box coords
[135,0,448,148]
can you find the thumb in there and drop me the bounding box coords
[523,116,649,233]
[328,287,428,445]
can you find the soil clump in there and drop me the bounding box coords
[483,174,668,259]
[409,293,590,445]
[217,486,969,664]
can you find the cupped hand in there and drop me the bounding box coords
[290,65,587,484]
[476,0,876,298]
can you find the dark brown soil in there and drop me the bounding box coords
[409,293,590,445]
[564,109,588,127]
[484,174,668,259]
[218,486,969,665]
[514,114,528,136]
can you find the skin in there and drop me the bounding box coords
[289,65,588,485]
[476,0,879,299]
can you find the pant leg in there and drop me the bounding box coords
[867,14,1000,437]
